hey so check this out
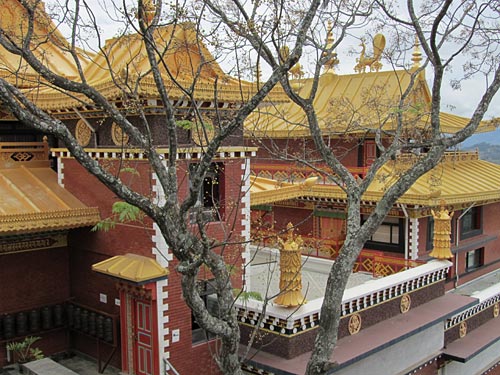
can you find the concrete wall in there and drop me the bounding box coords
[333,323,443,375]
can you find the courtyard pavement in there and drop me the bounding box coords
[1,354,120,375]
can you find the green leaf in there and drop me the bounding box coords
[120,167,140,176]
[112,201,143,222]
[91,218,117,232]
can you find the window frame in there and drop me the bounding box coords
[465,248,484,272]
[364,216,405,253]
[460,206,482,240]
[189,162,224,223]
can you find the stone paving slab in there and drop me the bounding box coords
[22,358,78,375]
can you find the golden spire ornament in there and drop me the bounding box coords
[274,223,307,307]
[429,203,454,259]
[411,35,423,69]
[322,21,339,73]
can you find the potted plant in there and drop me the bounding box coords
[6,336,44,372]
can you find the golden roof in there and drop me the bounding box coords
[92,253,169,283]
[245,70,495,138]
[0,1,287,109]
[0,161,100,235]
[250,152,500,211]
[0,0,92,88]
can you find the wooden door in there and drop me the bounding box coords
[134,300,153,375]
[364,140,377,167]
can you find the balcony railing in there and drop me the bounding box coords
[0,138,49,164]
[251,229,423,277]
[236,260,452,336]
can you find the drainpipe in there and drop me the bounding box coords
[454,202,476,288]
[400,204,410,261]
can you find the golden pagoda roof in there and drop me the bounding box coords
[245,70,495,138]
[92,253,169,284]
[0,159,100,235]
[0,0,92,88]
[16,22,288,110]
[250,151,500,213]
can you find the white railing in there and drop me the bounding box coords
[446,283,500,329]
[235,260,452,335]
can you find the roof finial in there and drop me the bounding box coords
[137,0,156,24]
[254,61,262,84]
[322,21,339,73]
[411,35,422,69]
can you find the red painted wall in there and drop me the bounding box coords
[61,156,247,374]
[0,247,71,365]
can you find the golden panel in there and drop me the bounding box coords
[76,120,92,147]
[459,321,467,338]
[348,313,362,335]
[111,122,129,146]
[400,294,411,314]
[494,303,499,318]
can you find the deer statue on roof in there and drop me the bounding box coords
[354,34,386,73]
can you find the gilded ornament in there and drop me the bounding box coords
[348,313,362,335]
[354,34,386,73]
[494,303,499,318]
[400,294,411,313]
[429,202,454,259]
[459,321,467,338]
[111,122,129,146]
[76,120,92,147]
[274,222,307,307]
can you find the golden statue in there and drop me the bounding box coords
[429,203,454,259]
[274,223,307,307]
[354,34,386,73]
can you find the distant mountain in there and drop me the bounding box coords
[462,142,500,164]
[461,128,500,147]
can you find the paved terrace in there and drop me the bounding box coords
[246,246,375,301]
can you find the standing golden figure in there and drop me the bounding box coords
[274,223,307,307]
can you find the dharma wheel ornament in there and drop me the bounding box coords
[429,203,454,260]
[274,223,307,307]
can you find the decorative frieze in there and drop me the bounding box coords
[52,146,257,161]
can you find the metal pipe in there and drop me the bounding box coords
[400,204,410,260]
[164,358,181,375]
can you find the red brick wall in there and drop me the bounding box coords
[0,248,70,366]
[449,203,500,287]
[248,138,361,168]
[62,156,247,374]
[0,248,70,313]
[272,206,314,235]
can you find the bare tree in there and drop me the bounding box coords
[0,0,321,374]
[262,1,500,374]
[0,0,499,374]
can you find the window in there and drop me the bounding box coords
[189,163,223,222]
[365,216,405,253]
[426,217,434,250]
[466,248,484,272]
[192,280,218,344]
[460,207,482,240]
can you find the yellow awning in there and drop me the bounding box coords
[250,152,500,209]
[92,253,169,283]
[0,161,100,235]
